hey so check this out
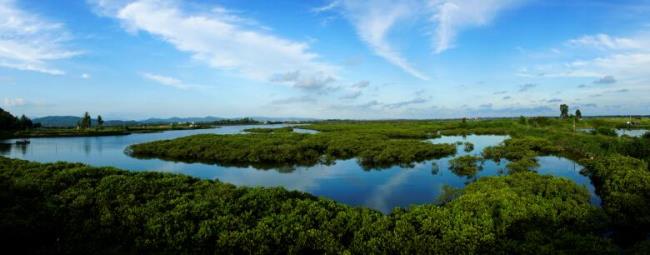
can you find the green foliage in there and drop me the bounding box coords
[581,155,650,243]
[97,115,104,128]
[483,137,560,162]
[79,112,92,129]
[449,155,482,177]
[0,157,617,254]
[463,141,474,152]
[506,157,540,173]
[129,132,457,169]
[519,115,528,125]
[0,107,34,130]
[560,104,569,119]
[528,116,555,127]
[207,117,260,125]
[591,127,617,136]
[575,109,582,120]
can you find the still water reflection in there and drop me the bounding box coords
[0,126,599,213]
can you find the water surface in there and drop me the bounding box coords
[578,128,648,137]
[0,127,599,212]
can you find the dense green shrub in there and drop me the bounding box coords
[591,127,617,136]
[0,157,618,254]
[581,155,650,243]
[448,155,482,177]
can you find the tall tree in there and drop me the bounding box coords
[0,108,18,130]
[97,115,104,128]
[18,115,33,129]
[560,104,569,119]
[81,112,91,129]
[575,109,582,121]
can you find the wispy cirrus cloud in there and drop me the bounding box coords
[428,0,529,53]
[568,34,644,51]
[329,0,429,80]
[91,0,338,84]
[141,72,190,90]
[315,0,528,80]
[518,83,536,92]
[0,0,80,75]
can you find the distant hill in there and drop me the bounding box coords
[32,116,83,127]
[32,116,136,127]
[32,115,319,127]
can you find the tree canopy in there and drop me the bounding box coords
[0,108,34,131]
[560,104,569,119]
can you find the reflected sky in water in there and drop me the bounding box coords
[578,128,648,137]
[0,128,599,213]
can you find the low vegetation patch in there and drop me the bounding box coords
[128,132,457,169]
[449,155,482,177]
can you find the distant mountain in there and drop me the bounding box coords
[32,116,136,127]
[32,115,319,127]
[32,116,82,127]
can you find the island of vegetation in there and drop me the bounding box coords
[129,121,461,169]
[2,105,650,253]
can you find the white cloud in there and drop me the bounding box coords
[428,0,528,53]
[141,72,189,89]
[92,0,337,82]
[3,97,26,107]
[0,0,80,75]
[316,0,527,79]
[333,0,429,80]
[270,70,336,91]
[339,80,369,99]
[81,73,91,79]
[520,32,650,82]
[568,34,644,51]
[311,0,341,13]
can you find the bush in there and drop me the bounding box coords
[581,155,650,243]
[449,155,482,177]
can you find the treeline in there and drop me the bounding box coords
[2,156,638,254]
[0,107,38,131]
[206,117,260,125]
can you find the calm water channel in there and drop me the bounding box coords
[0,125,599,213]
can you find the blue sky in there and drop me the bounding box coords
[1,0,649,119]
